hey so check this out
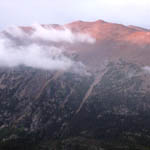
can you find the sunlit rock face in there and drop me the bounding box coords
[0,20,150,150]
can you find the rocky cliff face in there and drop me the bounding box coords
[0,20,150,150]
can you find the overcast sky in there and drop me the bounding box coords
[0,0,150,30]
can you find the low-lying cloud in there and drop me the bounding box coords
[0,24,95,73]
[3,24,95,45]
[31,24,95,43]
[142,66,150,74]
[0,41,72,70]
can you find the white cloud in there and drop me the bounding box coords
[3,24,95,44]
[143,66,150,74]
[0,41,72,70]
[31,24,95,43]
[0,25,95,74]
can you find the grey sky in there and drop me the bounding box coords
[0,0,150,30]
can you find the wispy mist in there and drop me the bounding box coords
[143,66,150,74]
[32,24,95,43]
[4,24,95,44]
[0,24,95,73]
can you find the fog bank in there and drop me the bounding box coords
[0,24,95,73]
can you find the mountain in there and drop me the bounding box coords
[0,20,150,150]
